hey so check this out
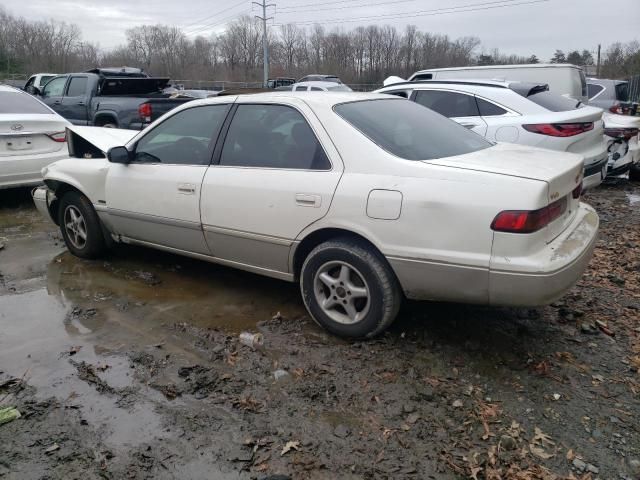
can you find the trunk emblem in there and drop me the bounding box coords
[10,124,23,131]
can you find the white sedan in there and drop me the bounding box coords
[376,79,608,190]
[0,84,70,189]
[32,92,598,338]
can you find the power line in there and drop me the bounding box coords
[278,0,523,14]
[273,0,549,26]
[185,9,251,36]
[183,0,248,34]
[277,0,387,10]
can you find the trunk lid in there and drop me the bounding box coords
[429,143,584,242]
[0,114,68,157]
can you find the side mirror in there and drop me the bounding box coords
[26,86,40,96]
[107,146,131,164]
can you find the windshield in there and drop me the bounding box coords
[527,91,580,112]
[615,83,629,101]
[0,92,51,114]
[334,99,491,161]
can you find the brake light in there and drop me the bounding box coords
[523,123,594,137]
[609,103,623,114]
[604,127,639,140]
[47,131,66,142]
[491,197,568,233]
[138,103,152,120]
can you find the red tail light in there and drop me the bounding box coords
[138,103,152,119]
[46,131,66,142]
[523,123,594,137]
[604,127,639,140]
[491,197,568,234]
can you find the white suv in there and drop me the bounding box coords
[376,80,608,189]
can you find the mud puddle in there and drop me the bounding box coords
[1,185,640,479]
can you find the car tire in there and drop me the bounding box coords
[58,191,106,259]
[630,164,640,182]
[300,238,402,339]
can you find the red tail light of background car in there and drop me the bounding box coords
[523,123,594,137]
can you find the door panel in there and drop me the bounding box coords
[200,102,342,273]
[201,168,342,272]
[60,76,90,125]
[451,116,488,136]
[40,76,67,114]
[106,164,210,253]
[105,104,231,254]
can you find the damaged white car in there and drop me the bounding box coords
[602,112,640,181]
[33,93,598,338]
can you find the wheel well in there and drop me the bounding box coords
[293,228,385,279]
[94,115,118,127]
[44,180,83,225]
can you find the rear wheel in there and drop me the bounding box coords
[300,238,402,339]
[630,163,640,182]
[58,191,106,259]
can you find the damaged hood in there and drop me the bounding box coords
[67,126,139,153]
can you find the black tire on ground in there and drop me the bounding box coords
[300,238,402,339]
[58,191,106,259]
[630,164,640,182]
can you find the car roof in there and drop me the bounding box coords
[293,81,343,88]
[413,63,581,74]
[192,91,380,108]
[380,79,549,96]
[0,84,24,93]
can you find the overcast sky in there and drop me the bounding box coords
[3,0,638,60]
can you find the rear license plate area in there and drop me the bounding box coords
[5,136,33,151]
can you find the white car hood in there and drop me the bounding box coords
[67,125,138,153]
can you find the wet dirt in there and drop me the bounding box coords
[0,184,639,479]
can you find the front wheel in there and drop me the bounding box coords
[300,238,402,339]
[58,191,106,259]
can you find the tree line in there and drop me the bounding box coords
[1,6,638,85]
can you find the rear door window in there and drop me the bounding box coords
[476,97,508,116]
[413,90,480,117]
[294,86,307,92]
[0,92,52,114]
[66,77,88,97]
[587,84,604,99]
[310,87,323,91]
[334,99,490,161]
[220,104,331,170]
[527,91,580,112]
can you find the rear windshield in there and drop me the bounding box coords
[527,91,580,112]
[0,92,51,114]
[334,99,491,161]
[615,82,629,101]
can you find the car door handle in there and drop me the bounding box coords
[77,101,86,106]
[295,193,321,208]
[177,183,196,195]
[53,100,61,105]
[459,122,477,129]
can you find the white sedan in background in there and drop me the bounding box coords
[376,79,608,189]
[33,93,597,338]
[292,81,353,92]
[0,85,70,189]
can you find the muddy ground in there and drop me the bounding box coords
[0,183,638,480]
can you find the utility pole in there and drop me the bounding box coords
[596,44,601,78]
[253,0,275,87]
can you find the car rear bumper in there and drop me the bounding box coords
[489,203,598,306]
[583,156,608,190]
